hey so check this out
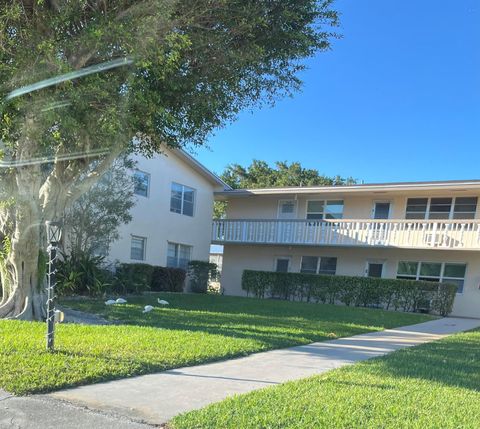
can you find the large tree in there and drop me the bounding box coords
[0,0,339,319]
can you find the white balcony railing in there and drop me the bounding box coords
[211,219,480,250]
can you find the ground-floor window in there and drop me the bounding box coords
[300,256,337,275]
[131,236,146,261]
[167,242,192,270]
[396,261,467,293]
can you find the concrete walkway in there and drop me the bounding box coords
[50,317,480,426]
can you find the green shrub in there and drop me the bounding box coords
[57,251,112,297]
[241,270,458,316]
[188,260,218,294]
[113,263,154,295]
[151,266,186,292]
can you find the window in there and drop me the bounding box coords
[278,200,297,219]
[306,200,344,220]
[300,256,337,275]
[300,256,318,274]
[453,197,478,219]
[167,242,192,269]
[133,170,150,197]
[306,200,323,220]
[275,258,290,273]
[130,236,146,260]
[405,198,428,219]
[170,183,195,216]
[442,263,467,293]
[396,261,467,293]
[405,197,477,220]
[318,257,337,275]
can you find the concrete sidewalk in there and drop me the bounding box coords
[50,317,480,426]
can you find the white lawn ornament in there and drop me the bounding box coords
[115,298,127,304]
[105,299,116,305]
[157,299,169,305]
[143,305,154,313]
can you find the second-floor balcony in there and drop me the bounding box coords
[211,219,480,250]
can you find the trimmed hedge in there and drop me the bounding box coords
[187,260,218,294]
[114,263,155,295]
[151,266,186,292]
[114,263,185,294]
[242,270,457,316]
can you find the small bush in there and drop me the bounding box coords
[113,263,154,295]
[151,266,186,292]
[242,270,457,316]
[188,260,218,294]
[57,251,111,297]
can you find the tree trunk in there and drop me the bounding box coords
[0,205,46,320]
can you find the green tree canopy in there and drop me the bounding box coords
[221,160,356,189]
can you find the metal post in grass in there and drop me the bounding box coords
[45,220,62,352]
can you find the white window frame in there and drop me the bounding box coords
[404,197,478,220]
[274,256,292,273]
[170,182,196,217]
[277,199,298,219]
[133,170,150,198]
[305,199,344,220]
[167,242,193,269]
[371,200,392,220]
[396,260,467,294]
[130,235,146,261]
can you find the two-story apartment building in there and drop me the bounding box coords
[107,147,229,269]
[213,180,480,318]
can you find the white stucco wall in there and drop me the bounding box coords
[107,149,223,267]
[220,244,480,318]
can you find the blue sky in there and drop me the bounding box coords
[191,0,479,184]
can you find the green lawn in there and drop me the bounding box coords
[171,328,480,429]
[0,293,432,395]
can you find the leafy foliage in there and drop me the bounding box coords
[221,160,356,190]
[113,263,154,295]
[242,270,457,316]
[151,266,186,292]
[64,155,135,256]
[57,251,111,297]
[1,0,340,154]
[187,260,218,294]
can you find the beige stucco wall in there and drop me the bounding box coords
[108,150,221,266]
[221,244,480,318]
[225,191,480,220]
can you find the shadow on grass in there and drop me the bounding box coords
[61,293,427,353]
[96,308,380,350]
